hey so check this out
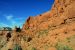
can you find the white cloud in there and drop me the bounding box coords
[4,15,13,20]
[3,14,24,28]
[0,23,9,27]
[6,15,13,20]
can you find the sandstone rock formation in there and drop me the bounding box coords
[21,0,75,50]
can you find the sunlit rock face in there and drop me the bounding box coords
[22,0,75,35]
[21,0,75,50]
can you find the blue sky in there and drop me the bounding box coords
[0,0,54,28]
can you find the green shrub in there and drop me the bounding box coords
[31,47,36,50]
[55,43,73,50]
[13,44,22,50]
[38,30,48,35]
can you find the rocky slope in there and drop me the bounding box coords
[21,0,75,50]
[0,0,75,50]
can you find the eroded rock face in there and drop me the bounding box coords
[22,0,75,35]
[21,0,75,50]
